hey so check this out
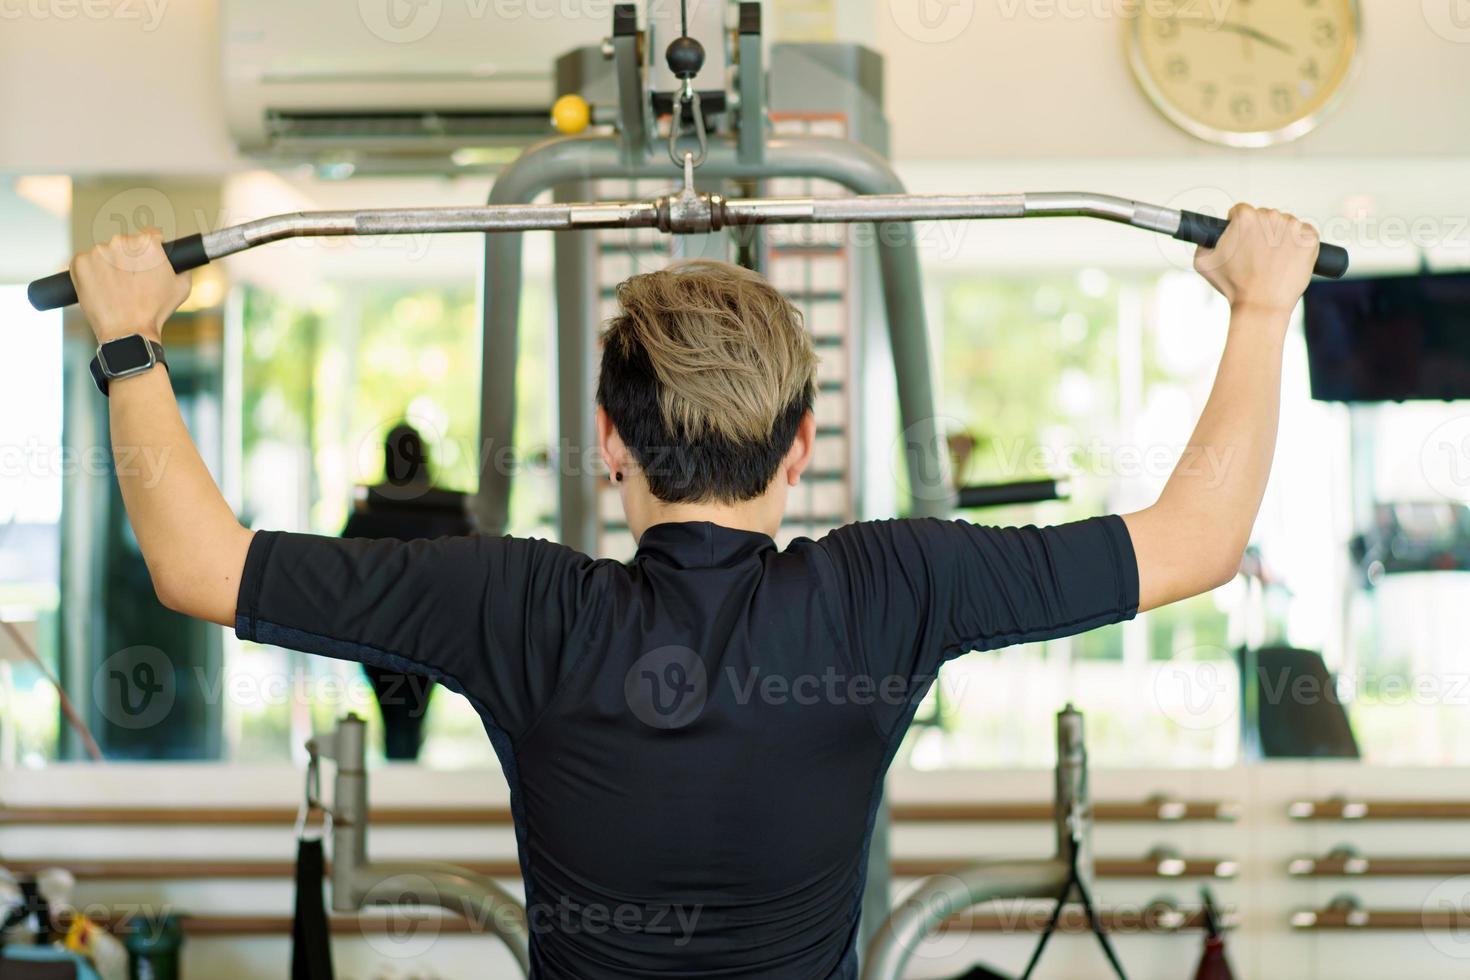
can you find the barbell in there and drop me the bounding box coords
[27,189,1349,312]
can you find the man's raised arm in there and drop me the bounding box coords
[72,231,252,627]
[1123,204,1321,612]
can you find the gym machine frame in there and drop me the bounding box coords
[861,705,1109,980]
[26,1,1348,545]
[300,706,1105,980]
[30,1,1346,971]
[304,714,532,974]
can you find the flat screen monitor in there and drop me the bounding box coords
[1303,272,1470,402]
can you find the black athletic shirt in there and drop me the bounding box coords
[235,516,1139,978]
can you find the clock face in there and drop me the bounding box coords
[1130,0,1360,147]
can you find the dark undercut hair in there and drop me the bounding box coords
[596,260,818,504]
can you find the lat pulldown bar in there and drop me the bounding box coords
[28,190,1349,311]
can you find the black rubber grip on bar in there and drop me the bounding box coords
[956,479,1067,510]
[27,233,210,311]
[612,3,636,35]
[1174,210,1350,280]
[739,2,761,33]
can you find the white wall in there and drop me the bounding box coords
[0,0,1467,175]
[0,179,68,279]
[0,0,236,174]
[871,0,1470,160]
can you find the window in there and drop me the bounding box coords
[0,287,64,765]
[227,279,554,764]
[903,267,1364,769]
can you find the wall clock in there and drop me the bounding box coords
[1128,0,1361,147]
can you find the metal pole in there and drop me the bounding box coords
[552,180,604,553]
[859,859,1071,980]
[859,705,1094,980]
[184,191,1190,257]
[473,132,943,533]
[1055,703,1093,891]
[315,715,532,975]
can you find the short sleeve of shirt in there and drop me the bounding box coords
[234,531,597,740]
[814,516,1139,698]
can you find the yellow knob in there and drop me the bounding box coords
[551,94,591,134]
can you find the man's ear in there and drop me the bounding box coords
[596,405,626,480]
[784,411,817,486]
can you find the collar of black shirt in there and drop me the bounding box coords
[633,521,777,569]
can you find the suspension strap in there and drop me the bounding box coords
[291,743,334,980]
[1017,830,1128,980]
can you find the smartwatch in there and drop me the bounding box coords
[90,335,168,396]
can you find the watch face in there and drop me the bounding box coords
[98,335,154,375]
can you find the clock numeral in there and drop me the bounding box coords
[1230,93,1255,121]
[1166,56,1189,80]
[1313,18,1337,45]
[1154,17,1180,41]
[1301,57,1320,80]
[1271,86,1294,114]
[1198,82,1218,109]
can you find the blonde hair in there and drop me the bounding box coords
[603,260,818,446]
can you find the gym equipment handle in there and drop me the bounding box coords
[28,194,1354,311]
[956,479,1068,510]
[1175,210,1350,280]
[27,234,210,312]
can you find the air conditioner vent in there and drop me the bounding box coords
[267,109,551,143]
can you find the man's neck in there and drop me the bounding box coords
[632,498,781,541]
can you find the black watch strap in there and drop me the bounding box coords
[90,337,168,396]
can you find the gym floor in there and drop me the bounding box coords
[2,2,1470,979]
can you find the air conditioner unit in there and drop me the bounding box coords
[221,0,608,175]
